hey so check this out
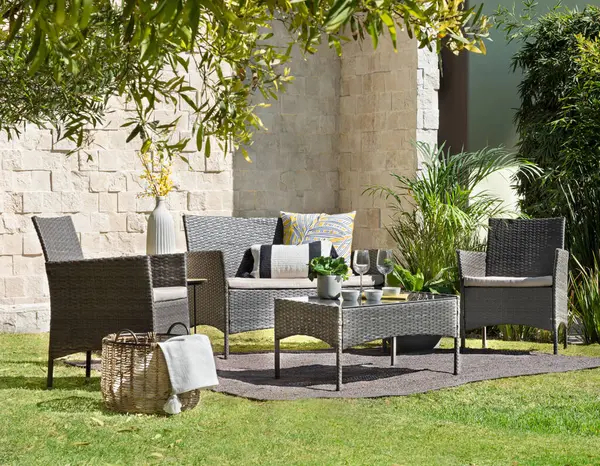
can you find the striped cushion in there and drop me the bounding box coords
[280,211,356,266]
[250,241,334,278]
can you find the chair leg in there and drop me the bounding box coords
[460,336,466,350]
[47,356,54,390]
[482,327,487,349]
[553,327,559,355]
[564,324,568,350]
[85,350,92,378]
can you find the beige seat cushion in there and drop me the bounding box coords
[464,276,553,288]
[153,286,187,302]
[227,274,383,290]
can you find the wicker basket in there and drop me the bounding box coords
[101,323,201,414]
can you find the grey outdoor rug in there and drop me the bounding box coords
[211,348,600,400]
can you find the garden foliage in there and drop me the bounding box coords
[499,4,600,269]
[0,0,490,161]
[497,4,600,343]
[364,143,539,292]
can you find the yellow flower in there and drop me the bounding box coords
[138,148,174,198]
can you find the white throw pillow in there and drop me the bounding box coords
[250,241,335,279]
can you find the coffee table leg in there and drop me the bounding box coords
[390,337,397,366]
[454,337,460,375]
[336,345,342,391]
[275,338,280,379]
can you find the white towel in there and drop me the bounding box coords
[158,334,218,414]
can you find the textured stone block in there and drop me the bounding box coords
[89,172,127,193]
[23,234,42,256]
[61,192,83,212]
[99,193,118,212]
[118,192,137,212]
[4,277,25,298]
[22,193,44,213]
[0,234,22,256]
[13,256,44,276]
[127,213,147,233]
[78,151,99,171]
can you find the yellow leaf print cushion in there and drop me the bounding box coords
[280,211,356,266]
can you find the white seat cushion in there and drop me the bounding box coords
[464,276,553,288]
[153,286,187,302]
[227,274,384,290]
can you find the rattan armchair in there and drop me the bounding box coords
[457,218,569,354]
[183,215,382,358]
[32,216,189,388]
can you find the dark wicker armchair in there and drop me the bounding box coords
[457,218,569,354]
[183,215,383,358]
[32,216,189,388]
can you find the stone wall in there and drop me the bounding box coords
[0,32,439,332]
[233,33,341,217]
[338,37,439,249]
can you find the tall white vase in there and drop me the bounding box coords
[146,196,176,255]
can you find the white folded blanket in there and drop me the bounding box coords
[158,334,218,413]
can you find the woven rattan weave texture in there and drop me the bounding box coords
[458,218,568,354]
[183,215,381,358]
[33,216,190,388]
[274,294,460,390]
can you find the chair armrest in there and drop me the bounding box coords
[150,253,187,288]
[45,256,155,354]
[553,248,569,292]
[46,256,153,296]
[45,256,154,318]
[457,250,487,278]
[553,248,569,326]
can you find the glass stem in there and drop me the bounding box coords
[360,273,363,299]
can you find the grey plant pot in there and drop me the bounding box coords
[146,196,176,255]
[317,275,343,300]
[393,335,442,354]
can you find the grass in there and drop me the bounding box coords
[1,329,600,465]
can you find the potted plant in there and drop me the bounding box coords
[387,265,454,353]
[308,256,350,300]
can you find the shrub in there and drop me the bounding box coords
[570,257,600,344]
[499,4,600,268]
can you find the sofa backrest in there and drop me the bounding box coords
[183,215,283,277]
[486,217,565,277]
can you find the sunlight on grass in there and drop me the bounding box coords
[1,331,600,465]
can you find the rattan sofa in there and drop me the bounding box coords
[457,217,568,354]
[33,216,190,388]
[183,215,383,357]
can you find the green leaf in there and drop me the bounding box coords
[204,137,211,158]
[126,125,142,143]
[55,0,66,25]
[79,0,93,29]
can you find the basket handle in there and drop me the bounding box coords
[166,322,190,335]
[114,329,139,343]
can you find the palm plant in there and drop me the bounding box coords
[364,142,540,291]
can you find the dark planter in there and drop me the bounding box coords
[393,335,442,354]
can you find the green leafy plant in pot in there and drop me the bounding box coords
[308,256,350,300]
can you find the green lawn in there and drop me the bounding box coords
[1,329,600,466]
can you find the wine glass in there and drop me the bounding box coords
[352,250,370,299]
[376,249,394,286]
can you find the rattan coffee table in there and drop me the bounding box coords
[274,293,460,391]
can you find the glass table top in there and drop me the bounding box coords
[283,293,457,308]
